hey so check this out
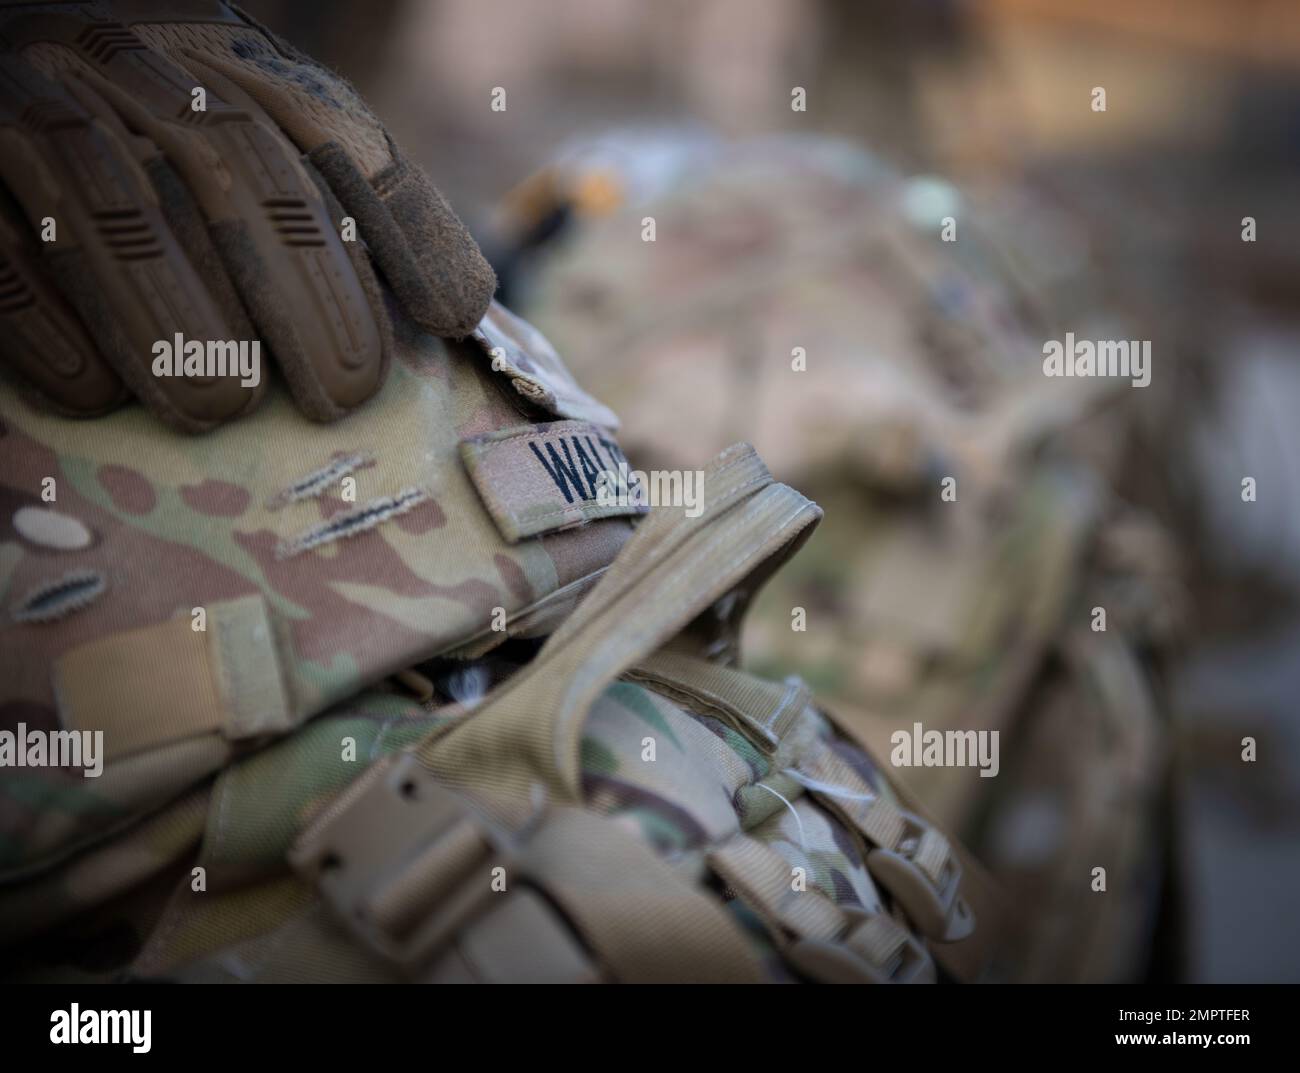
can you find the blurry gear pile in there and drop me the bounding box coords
[514,133,1186,982]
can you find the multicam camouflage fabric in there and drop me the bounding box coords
[67,676,943,983]
[0,304,633,892]
[520,134,1183,981]
[0,294,995,984]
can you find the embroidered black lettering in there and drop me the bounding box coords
[570,438,603,499]
[538,440,592,503]
[529,441,578,504]
[555,439,595,502]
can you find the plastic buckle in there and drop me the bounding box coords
[788,907,935,985]
[866,812,975,942]
[289,754,504,973]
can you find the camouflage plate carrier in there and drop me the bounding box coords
[1,295,1001,984]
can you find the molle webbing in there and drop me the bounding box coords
[290,752,765,983]
[709,832,934,984]
[626,650,812,754]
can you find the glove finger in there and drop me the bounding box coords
[10,10,387,421]
[0,183,124,416]
[130,5,496,338]
[0,51,256,431]
[168,48,395,418]
[57,61,260,369]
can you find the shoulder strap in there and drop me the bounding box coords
[412,443,821,812]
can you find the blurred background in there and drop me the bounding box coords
[244,0,1300,982]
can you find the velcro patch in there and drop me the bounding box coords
[461,421,646,542]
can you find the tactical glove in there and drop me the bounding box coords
[0,0,496,431]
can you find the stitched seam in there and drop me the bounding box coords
[462,420,601,448]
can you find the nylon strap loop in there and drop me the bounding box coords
[626,651,812,753]
[710,833,845,942]
[514,808,766,983]
[914,827,951,886]
[794,739,976,946]
[52,594,292,761]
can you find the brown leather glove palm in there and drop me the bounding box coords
[0,0,496,432]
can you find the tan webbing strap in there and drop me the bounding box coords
[290,754,598,982]
[855,795,908,851]
[626,651,812,753]
[799,743,909,852]
[515,808,766,983]
[709,833,934,984]
[799,734,1002,981]
[711,834,854,941]
[52,594,293,760]
[914,828,951,886]
[545,443,777,648]
[429,888,600,984]
[412,444,821,808]
[162,882,598,984]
